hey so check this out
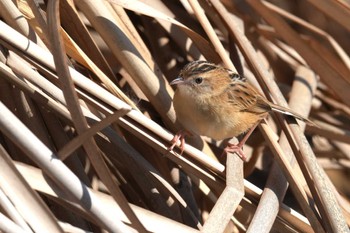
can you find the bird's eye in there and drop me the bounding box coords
[194,77,203,84]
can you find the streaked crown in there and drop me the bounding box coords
[180,60,245,82]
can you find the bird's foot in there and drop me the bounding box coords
[222,141,247,161]
[168,130,190,155]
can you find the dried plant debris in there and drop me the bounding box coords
[0,0,349,232]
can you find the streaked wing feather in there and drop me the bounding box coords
[226,81,270,114]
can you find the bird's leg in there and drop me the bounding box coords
[168,130,191,155]
[223,122,260,161]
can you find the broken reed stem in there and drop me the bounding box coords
[202,148,244,233]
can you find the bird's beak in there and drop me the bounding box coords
[170,77,184,85]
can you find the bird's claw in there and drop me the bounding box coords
[222,142,247,161]
[168,130,188,155]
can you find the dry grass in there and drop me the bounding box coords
[0,0,349,232]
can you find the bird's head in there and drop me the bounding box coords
[170,60,242,99]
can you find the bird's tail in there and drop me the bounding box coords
[269,103,316,126]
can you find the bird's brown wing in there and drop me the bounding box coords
[225,81,271,115]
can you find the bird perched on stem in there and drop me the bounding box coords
[169,60,313,161]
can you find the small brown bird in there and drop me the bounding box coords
[169,60,313,161]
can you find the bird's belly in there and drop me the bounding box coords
[197,116,246,140]
[175,102,242,140]
[196,113,258,140]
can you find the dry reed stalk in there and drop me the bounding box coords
[247,66,318,233]
[0,0,349,232]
